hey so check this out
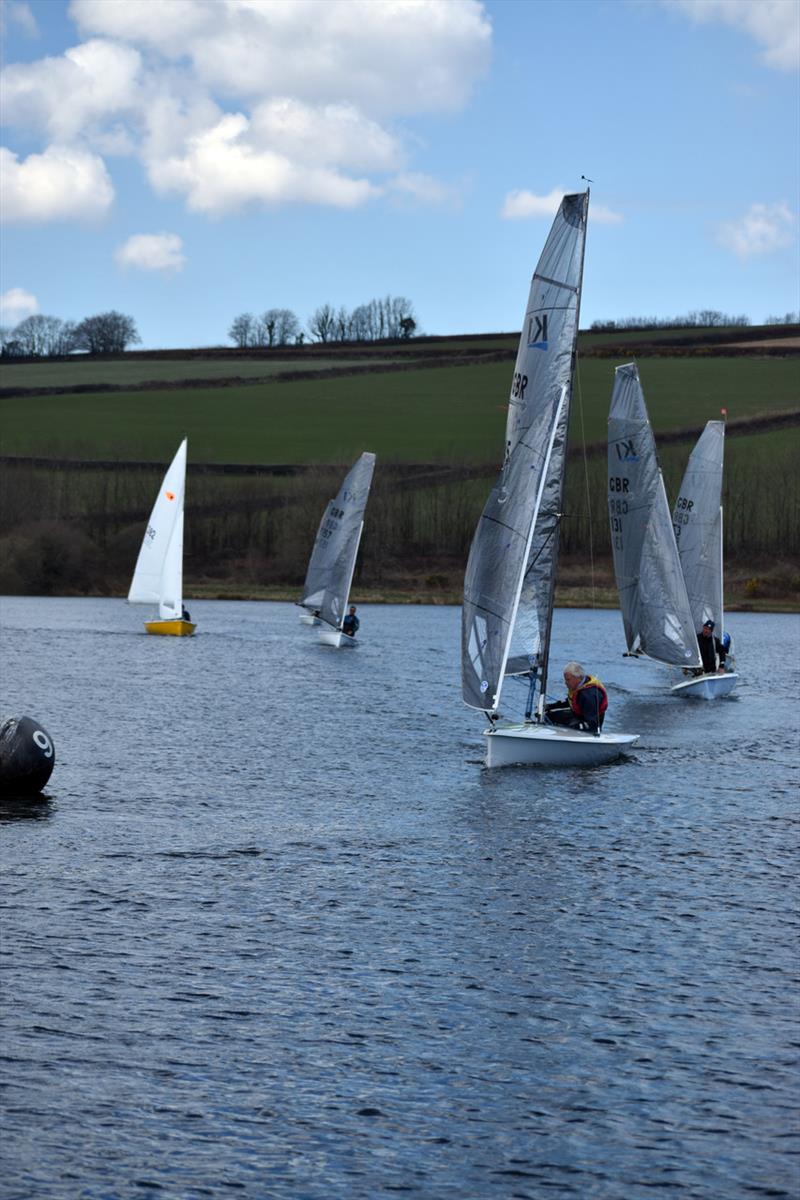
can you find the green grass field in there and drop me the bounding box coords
[0,355,400,389]
[1,356,796,465]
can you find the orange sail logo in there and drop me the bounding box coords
[165,491,176,501]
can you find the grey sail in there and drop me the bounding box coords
[462,192,588,713]
[672,420,724,631]
[608,364,701,667]
[299,452,376,630]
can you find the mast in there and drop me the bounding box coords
[496,388,567,711]
[535,189,589,718]
[340,521,364,630]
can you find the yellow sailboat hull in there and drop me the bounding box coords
[144,619,196,637]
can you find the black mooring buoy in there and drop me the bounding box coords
[0,716,56,795]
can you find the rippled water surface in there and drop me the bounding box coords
[1,597,798,1199]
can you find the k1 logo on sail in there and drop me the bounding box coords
[527,313,548,351]
[614,438,639,462]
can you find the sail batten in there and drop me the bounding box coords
[608,365,701,667]
[299,452,376,630]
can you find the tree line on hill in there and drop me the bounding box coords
[589,309,798,332]
[1,311,141,357]
[228,295,418,348]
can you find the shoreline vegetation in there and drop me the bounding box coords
[1,324,797,612]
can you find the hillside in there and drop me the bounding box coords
[0,325,797,608]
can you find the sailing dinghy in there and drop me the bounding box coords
[607,363,700,676]
[670,420,739,699]
[128,438,195,636]
[297,452,376,648]
[461,191,639,768]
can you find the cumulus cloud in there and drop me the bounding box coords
[1,39,142,142]
[0,287,38,326]
[115,232,186,272]
[1,0,489,220]
[69,0,492,114]
[0,144,114,221]
[663,0,799,71]
[501,188,623,224]
[149,112,377,214]
[716,202,796,258]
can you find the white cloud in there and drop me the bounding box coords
[501,188,623,224]
[115,232,186,272]
[663,0,799,71]
[0,287,38,326]
[0,144,114,222]
[250,98,401,171]
[1,0,490,220]
[716,202,797,258]
[0,39,142,142]
[149,112,377,214]
[69,0,492,114]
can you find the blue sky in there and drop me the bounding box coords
[1,0,797,348]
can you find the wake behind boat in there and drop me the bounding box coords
[670,420,739,699]
[128,439,195,636]
[461,191,639,768]
[297,452,376,648]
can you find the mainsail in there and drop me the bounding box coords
[608,365,700,667]
[300,451,376,630]
[128,439,187,620]
[462,192,588,714]
[672,420,725,631]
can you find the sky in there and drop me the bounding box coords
[0,0,798,348]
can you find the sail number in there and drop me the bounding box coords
[510,372,528,401]
[609,497,628,550]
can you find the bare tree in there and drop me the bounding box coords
[73,311,140,353]
[308,303,336,343]
[274,309,300,345]
[229,313,256,348]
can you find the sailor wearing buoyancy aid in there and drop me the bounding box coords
[545,662,608,734]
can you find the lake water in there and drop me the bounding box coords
[1,597,798,1200]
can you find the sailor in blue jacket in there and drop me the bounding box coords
[342,605,360,637]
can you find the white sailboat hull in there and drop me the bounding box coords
[318,629,357,649]
[670,672,739,700]
[298,613,321,626]
[484,722,639,768]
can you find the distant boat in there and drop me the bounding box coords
[670,420,739,699]
[461,192,639,768]
[128,439,195,636]
[297,452,376,649]
[607,362,701,673]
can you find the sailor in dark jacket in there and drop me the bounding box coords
[696,619,727,674]
[342,605,360,638]
[545,662,608,734]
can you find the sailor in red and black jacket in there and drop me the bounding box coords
[545,662,608,734]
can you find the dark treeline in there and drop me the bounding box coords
[228,295,418,348]
[1,311,140,357]
[1,447,796,598]
[590,309,752,332]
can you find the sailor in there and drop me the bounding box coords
[696,619,727,674]
[342,605,359,638]
[545,662,608,734]
[181,604,191,622]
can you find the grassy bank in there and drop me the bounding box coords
[0,330,797,609]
